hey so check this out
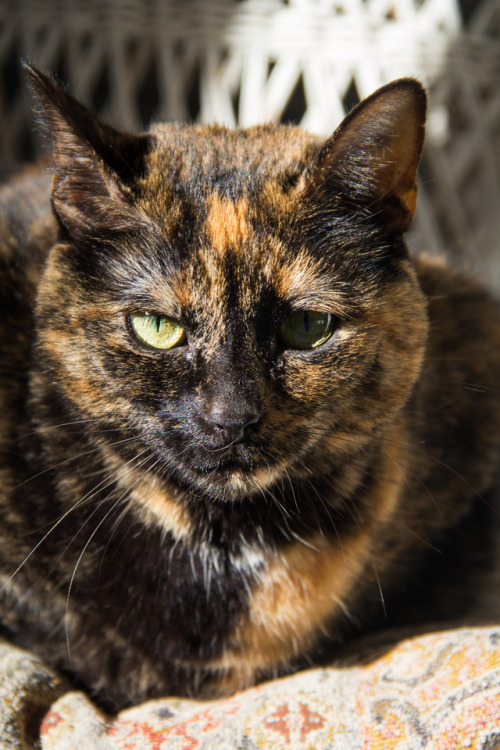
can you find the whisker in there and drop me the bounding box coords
[371,562,387,618]
[3,442,150,589]
[380,444,445,521]
[299,423,494,516]
[64,493,126,664]
[20,435,146,535]
[98,455,163,570]
[64,449,158,657]
[7,434,140,496]
[56,446,155,560]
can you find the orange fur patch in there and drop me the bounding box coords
[101,446,193,540]
[213,428,406,676]
[205,196,252,256]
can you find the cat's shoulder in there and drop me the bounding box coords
[0,164,54,257]
[413,252,500,404]
[0,165,55,346]
[414,253,500,323]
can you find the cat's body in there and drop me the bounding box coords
[0,68,499,711]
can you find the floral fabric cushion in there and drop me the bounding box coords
[1,626,499,749]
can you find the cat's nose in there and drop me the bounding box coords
[205,405,261,445]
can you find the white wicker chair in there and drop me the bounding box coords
[1,0,500,283]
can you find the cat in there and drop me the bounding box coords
[0,63,499,712]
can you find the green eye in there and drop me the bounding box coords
[279,310,335,350]
[129,313,186,350]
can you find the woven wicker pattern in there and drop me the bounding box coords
[1,0,500,274]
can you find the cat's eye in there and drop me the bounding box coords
[279,310,335,350]
[128,313,186,350]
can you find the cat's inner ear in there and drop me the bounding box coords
[24,63,153,238]
[303,79,427,234]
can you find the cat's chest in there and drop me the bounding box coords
[22,422,405,681]
[62,507,374,679]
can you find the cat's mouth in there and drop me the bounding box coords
[186,444,277,497]
[192,451,261,476]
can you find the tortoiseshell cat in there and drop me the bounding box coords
[0,65,499,711]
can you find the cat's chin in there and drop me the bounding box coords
[187,461,281,501]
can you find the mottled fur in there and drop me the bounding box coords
[0,66,499,711]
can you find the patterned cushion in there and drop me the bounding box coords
[2,626,498,749]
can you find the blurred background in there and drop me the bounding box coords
[0,0,499,284]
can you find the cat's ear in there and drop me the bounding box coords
[24,63,153,239]
[303,79,426,234]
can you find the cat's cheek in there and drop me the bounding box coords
[89,325,193,395]
[275,344,364,405]
[99,444,194,538]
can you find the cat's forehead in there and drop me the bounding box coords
[131,188,349,325]
[145,122,320,198]
[130,124,360,318]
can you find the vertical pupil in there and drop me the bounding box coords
[155,316,161,333]
[303,311,309,332]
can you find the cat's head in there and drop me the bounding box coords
[27,65,428,504]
